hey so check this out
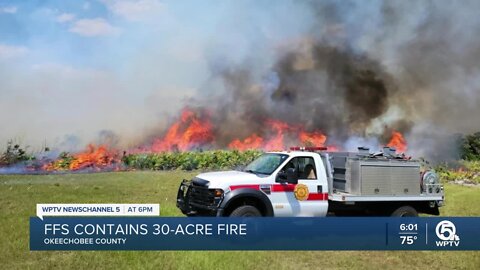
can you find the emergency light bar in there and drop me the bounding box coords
[289,146,328,151]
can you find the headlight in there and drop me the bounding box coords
[213,189,224,198]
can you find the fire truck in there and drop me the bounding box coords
[177,147,444,217]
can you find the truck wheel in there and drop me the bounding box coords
[391,206,418,217]
[229,205,262,217]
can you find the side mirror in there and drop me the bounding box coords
[276,172,287,182]
[276,168,298,184]
[286,168,298,184]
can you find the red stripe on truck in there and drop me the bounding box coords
[229,184,260,191]
[306,193,329,201]
[229,184,328,200]
[271,184,296,192]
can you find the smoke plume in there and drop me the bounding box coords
[184,1,480,159]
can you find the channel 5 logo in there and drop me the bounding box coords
[435,220,460,247]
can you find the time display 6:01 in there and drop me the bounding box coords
[400,224,418,231]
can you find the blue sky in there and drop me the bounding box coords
[0,1,316,68]
[0,1,215,68]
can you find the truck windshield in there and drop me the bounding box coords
[244,153,288,175]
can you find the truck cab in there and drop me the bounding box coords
[177,147,444,217]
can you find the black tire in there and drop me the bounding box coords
[391,206,418,217]
[229,205,262,217]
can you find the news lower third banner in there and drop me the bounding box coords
[30,217,479,250]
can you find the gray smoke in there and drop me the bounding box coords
[189,1,480,160]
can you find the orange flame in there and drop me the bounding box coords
[43,144,120,171]
[387,130,407,153]
[151,108,214,152]
[299,130,327,147]
[69,144,119,170]
[263,119,291,151]
[228,119,333,151]
[228,134,264,151]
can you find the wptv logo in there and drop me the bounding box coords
[435,220,460,247]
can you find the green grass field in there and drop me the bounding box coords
[1,171,479,270]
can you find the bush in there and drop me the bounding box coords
[123,150,262,171]
[0,142,35,166]
[459,132,480,161]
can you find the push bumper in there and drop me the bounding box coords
[176,179,224,216]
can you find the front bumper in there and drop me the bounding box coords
[176,179,224,216]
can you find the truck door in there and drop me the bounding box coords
[272,156,328,217]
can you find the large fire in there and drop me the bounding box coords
[387,130,408,153]
[28,108,407,173]
[149,109,335,152]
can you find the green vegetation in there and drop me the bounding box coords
[123,150,262,171]
[437,160,480,184]
[1,171,479,270]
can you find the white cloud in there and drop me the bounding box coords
[56,13,76,23]
[102,0,164,21]
[0,6,17,14]
[69,18,120,37]
[0,44,28,59]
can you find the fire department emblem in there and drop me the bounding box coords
[294,184,309,201]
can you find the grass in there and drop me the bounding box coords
[1,171,479,270]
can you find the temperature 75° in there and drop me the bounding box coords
[400,235,417,245]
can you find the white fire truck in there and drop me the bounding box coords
[177,147,444,217]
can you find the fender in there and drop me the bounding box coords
[219,188,274,217]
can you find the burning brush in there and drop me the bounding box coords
[42,144,122,172]
[0,108,408,174]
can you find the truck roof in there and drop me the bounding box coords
[267,151,319,156]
